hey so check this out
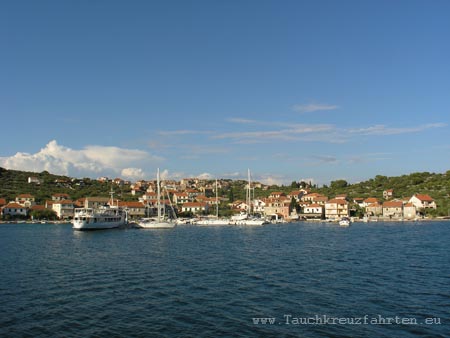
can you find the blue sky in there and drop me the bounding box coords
[1,0,449,185]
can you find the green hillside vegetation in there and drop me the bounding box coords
[1,167,449,216]
[0,167,133,204]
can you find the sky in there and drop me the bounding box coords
[1,0,450,185]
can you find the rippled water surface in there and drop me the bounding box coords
[1,222,449,337]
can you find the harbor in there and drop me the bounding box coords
[1,221,448,337]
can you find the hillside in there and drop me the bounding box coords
[0,167,131,204]
[1,167,449,216]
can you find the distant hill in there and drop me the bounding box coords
[0,167,130,204]
[1,167,449,216]
[313,171,450,216]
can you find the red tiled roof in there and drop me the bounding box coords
[327,198,348,204]
[118,201,145,208]
[17,194,34,198]
[383,201,403,208]
[4,203,25,208]
[414,194,434,202]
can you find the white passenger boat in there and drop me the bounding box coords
[72,191,127,230]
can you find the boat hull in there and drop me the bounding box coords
[72,207,126,231]
[137,219,176,229]
[73,221,122,231]
[196,219,230,226]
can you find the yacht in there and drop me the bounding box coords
[339,217,351,227]
[195,179,230,226]
[229,169,267,226]
[137,168,176,229]
[72,191,127,230]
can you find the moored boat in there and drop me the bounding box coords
[73,206,127,230]
[137,168,176,229]
[72,190,127,230]
[339,217,351,227]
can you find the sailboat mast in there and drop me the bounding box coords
[216,179,219,218]
[157,168,161,221]
[247,169,252,215]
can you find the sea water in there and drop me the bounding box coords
[0,221,449,337]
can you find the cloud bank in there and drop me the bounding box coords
[292,103,339,113]
[0,140,162,180]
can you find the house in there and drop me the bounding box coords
[52,200,75,219]
[314,196,329,205]
[325,199,349,220]
[365,202,383,216]
[269,192,286,199]
[181,202,208,214]
[263,198,290,220]
[172,192,190,205]
[408,194,437,210]
[16,194,35,207]
[30,204,47,215]
[353,198,365,208]
[113,178,124,186]
[362,197,379,208]
[287,191,304,202]
[303,203,324,219]
[253,199,266,214]
[186,189,201,200]
[52,193,70,201]
[233,200,250,212]
[302,193,323,203]
[383,189,394,200]
[335,194,348,200]
[403,203,417,220]
[118,201,146,219]
[2,202,28,217]
[0,198,7,208]
[83,197,111,209]
[382,201,403,218]
[28,176,41,184]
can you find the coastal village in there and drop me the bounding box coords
[0,174,439,223]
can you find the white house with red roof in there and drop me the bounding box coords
[2,202,28,217]
[52,193,70,201]
[16,194,35,207]
[382,201,403,218]
[52,200,75,219]
[408,194,437,209]
[181,202,208,214]
[403,203,417,220]
[325,198,349,219]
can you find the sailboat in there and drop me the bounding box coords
[195,179,230,226]
[230,169,267,226]
[137,168,176,229]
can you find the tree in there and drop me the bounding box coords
[289,197,299,213]
[330,180,348,189]
[30,209,57,220]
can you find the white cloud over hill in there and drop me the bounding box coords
[0,140,161,180]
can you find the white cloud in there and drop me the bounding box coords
[292,103,339,113]
[0,140,162,179]
[349,123,447,136]
[121,168,146,180]
[214,124,334,143]
[197,172,214,180]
